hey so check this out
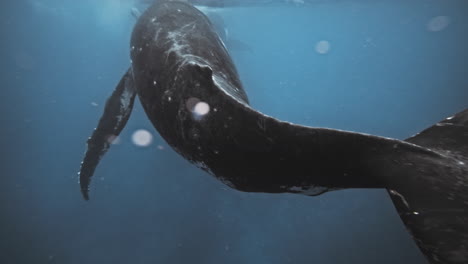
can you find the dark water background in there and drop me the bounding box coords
[1,0,467,263]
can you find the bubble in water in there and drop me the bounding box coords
[132,129,153,147]
[315,40,331,54]
[427,16,450,32]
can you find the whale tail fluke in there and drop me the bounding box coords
[79,69,136,200]
[383,109,468,264]
[405,108,468,158]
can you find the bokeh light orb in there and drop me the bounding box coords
[193,101,210,116]
[186,97,210,117]
[427,16,450,32]
[315,40,331,54]
[132,129,153,147]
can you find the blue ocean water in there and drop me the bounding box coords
[1,0,467,263]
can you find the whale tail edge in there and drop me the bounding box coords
[405,108,468,158]
[387,108,468,264]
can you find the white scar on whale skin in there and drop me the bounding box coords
[163,22,198,60]
[164,31,191,63]
[114,81,134,131]
[153,28,163,42]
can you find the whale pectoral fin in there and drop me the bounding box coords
[79,69,136,200]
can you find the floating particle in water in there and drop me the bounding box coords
[363,37,376,48]
[132,129,153,147]
[14,52,35,70]
[315,40,330,54]
[427,16,450,32]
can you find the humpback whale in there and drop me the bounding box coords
[79,1,468,263]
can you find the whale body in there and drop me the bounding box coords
[79,1,468,263]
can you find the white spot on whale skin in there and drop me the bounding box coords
[219,177,235,188]
[286,185,327,196]
[114,85,134,129]
[435,122,452,127]
[458,161,465,166]
[289,186,302,192]
[194,161,213,175]
[389,189,410,208]
[132,129,153,147]
[106,134,121,145]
